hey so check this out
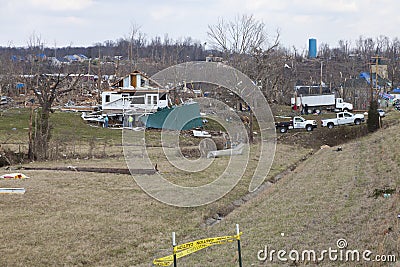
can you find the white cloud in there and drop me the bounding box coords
[150,6,176,21]
[290,0,358,14]
[28,0,94,11]
[61,16,86,25]
[2,0,400,48]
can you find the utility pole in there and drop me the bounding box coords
[320,60,323,94]
[369,59,374,102]
[375,56,379,97]
[370,55,383,101]
[88,58,91,94]
[98,47,102,94]
[54,40,57,58]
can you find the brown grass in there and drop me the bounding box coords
[1,121,399,266]
[0,140,311,266]
[178,122,400,266]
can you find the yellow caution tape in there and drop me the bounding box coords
[154,243,212,266]
[174,232,242,253]
[153,260,172,266]
[153,233,242,266]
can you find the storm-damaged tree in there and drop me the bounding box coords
[207,14,266,53]
[27,73,82,160]
[207,14,282,95]
[22,32,84,160]
[207,14,281,142]
[207,14,273,69]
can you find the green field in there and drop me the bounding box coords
[0,108,120,144]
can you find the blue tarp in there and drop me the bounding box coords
[359,72,383,88]
[359,72,371,82]
[65,55,78,61]
[380,93,394,100]
[37,53,46,59]
[16,83,25,89]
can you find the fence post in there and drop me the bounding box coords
[172,232,177,267]
[236,224,242,267]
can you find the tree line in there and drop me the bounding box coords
[2,18,400,97]
[1,14,398,160]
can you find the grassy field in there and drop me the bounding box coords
[0,143,312,266]
[0,108,117,143]
[0,108,124,161]
[1,106,399,266]
[179,121,400,266]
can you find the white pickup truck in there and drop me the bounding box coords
[321,111,365,129]
[275,116,318,133]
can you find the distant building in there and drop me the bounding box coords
[63,54,88,62]
[48,57,69,67]
[11,55,25,62]
[75,54,88,61]
[205,55,223,62]
[370,58,388,79]
[64,55,79,62]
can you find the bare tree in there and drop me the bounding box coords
[375,35,390,54]
[23,33,84,160]
[208,14,267,55]
[355,36,376,60]
[207,14,280,79]
[128,22,141,71]
[338,39,351,60]
[27,31,45,55]
[319,43,331,59]
[26,73,82,160]
[386,38,400,90]
[207,14,280,142]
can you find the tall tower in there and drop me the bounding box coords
[308,38,317,58]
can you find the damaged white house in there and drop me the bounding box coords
[101,71,170,124]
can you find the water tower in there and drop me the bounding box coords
[308,38,317,58]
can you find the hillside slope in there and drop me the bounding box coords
[181,124,400,266]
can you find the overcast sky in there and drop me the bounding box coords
[1,0,400,51]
